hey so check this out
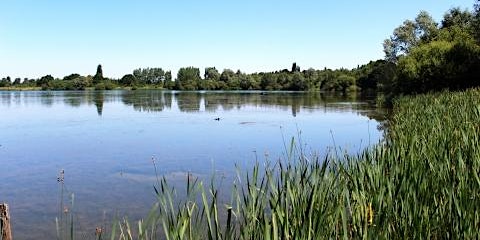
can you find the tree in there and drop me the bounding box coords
[176,67,201,90]
[164,71,174,89]
[64,73,81,81]
[37,75,54,87]
[441,8,473,30]
[93,64,104,84]
[289,72,307,90]
[133,68,165,85]
[357,60,397,91]
[220,69,235,82]
[70,77,88,90]
[13,78,21,85]
[0,77,12,87]
[120,74,136,86]
[384,11,438,62]
[204,67,220,81]
[396,39,480,94]
[291,62,300,72]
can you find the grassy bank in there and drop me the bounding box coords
[105,89,480,239]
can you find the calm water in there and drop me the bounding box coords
[0,90,385,239]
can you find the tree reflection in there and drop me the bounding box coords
[122,90,173,112]
[176,92,201,112]
[4,90,388,124]
[93,91,104,116]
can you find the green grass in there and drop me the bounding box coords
[110,89,480,239]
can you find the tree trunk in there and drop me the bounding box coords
[0,203,12,240]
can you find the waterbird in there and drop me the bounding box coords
[214,117,221,121]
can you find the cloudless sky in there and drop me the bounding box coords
[0,0,475,79]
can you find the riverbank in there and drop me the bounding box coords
[110,89,480,239]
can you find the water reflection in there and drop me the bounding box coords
[93,91,104,116]
[122,90,173,112]
[0,90,387,121]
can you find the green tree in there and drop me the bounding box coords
[441,7,473,30]
[204,67,220,81]
[384,11,438,62]
[289,72,307,90]
[133,67,165,85]
[70,77,88,90]
[64,73,81,81]
[396,39,480,94]
[291,62,300,72]
[357,60,397,91]
[93,64,104,84]
[120,74,137,86]
[0,77,12,87]
[37,75,54,88]
[13,78,21,85]
[177,67,201,90]
[164,71,174,89]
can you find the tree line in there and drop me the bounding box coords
[0,63,363,92]
[2,1,479,96]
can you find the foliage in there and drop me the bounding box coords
[204,67,220,81]
[0,77,12,87]
[120,74,137,86]
[94,81,116,90]
[356,60,396,92]
[381,5,480,96]
[441,7,473,30]
[176,67,202,90]
[475,0,480,43]
[93,64,104,85]
[383,11,437,62]
[133,68,166,86]
[396,39,480,94]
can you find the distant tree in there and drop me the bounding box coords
[289,72,307,90]
[93,64,104,84]
[260,73,280,90]
[63,73,81,81]
[133,67,165,85]
[13,78,21,85]
[164,71,174,89]
[177,67,201,90]
[204,67,220,81]
[220,69,235,82]
[357,60,397,91]
[70,77,88,90]
[37,75,54,87]
[291,62,300,72]
[0,77,12,87]
[120,74,136,86]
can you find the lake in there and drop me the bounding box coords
[0,90,385,239]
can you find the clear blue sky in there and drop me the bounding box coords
[0,0,475,79]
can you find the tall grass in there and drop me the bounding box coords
[113,89,480,239]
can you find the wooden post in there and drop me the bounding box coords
[0,203,12,240]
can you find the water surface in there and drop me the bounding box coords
[0,90,385,239]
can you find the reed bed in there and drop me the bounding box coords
[111,89,480,239]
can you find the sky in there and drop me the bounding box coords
[0,0,476,79]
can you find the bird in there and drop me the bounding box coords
[214,117,221,121]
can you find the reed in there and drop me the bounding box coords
[113,89,480,239]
